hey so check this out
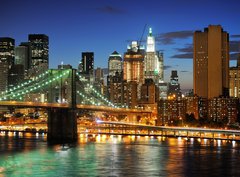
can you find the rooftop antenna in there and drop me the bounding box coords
[138,24,147,48]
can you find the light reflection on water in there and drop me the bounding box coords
[0,133,240,177]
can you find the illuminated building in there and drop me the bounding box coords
[8,64,24,89]
[208,97,238,124]
[144,28,164,84]
[123,41,145,100]
[0,63,9,93]
[168,70,181,98]
[194,25,229,99]
[139,79,158,119]
[29,34,49,68]
[79,52,94,82]
[157,98,186,126]
[123,41,145,84]
[108,72,123,107]
[229,56,240,97]
[15,42,31,78]
[0,37,15,66]
[122,81,138,108]
[108,51,122,77]
[185,95,199,119]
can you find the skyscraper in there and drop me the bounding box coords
[108,51,122,77]
[123,41,145,83]
[79,52,94,82]
[0,37,15,66]
[193,25,229,99]
[28,34,49,68]
[15,42,31,76]
[144,28,164,84]
[168,70,181,98]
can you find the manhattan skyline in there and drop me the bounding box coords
[1,0,240,90]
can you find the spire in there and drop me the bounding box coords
[149,27,152,36]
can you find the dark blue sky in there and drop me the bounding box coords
[1,0,240,89]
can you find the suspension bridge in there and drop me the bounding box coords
[0,68,152,142]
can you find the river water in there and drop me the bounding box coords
[0,132,240,177]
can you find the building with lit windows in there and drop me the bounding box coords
[208,97,238,124]
[144,28,164,84]
[123,41,145,84]
[15,42,31,78]
[108,51,122,77]
[0,37,15,66]
[79,52,94,82]
[194,25,229,99]
[0,63,9,93]
[28,34,49,68]
[168,70,181,98]
[229,56,240,98]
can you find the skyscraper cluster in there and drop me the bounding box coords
[0,34,49,93]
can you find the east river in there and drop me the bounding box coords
[0,132,240,177]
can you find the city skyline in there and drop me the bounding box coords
[1,0,240,90]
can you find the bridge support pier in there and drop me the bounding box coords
[47,108,77,143]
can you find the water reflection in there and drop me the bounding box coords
[0,134,240,176]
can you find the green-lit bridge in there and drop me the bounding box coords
[0,68,153,143]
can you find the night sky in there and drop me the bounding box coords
[1,0,240,90]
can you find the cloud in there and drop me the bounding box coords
[171,53,193,59]
[230,41,240,52]
[96,6,125,14]
[164,65,172,70]
[231,35,240,38]
[155,30,193,45]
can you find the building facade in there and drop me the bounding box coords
[108,51,122,77]
[193,25,229,99]
[29,34,49,68]
[144,28,164,84]
[0,37,15,66]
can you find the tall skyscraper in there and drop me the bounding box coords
[168,70,181,98]
[193,25,229,99]
[15,42,31,76]
[79,52,94,74]
[0,37,15,66]
[144,28,164,84]
[108,51,122,77]
[123,41,145,83]
[28,34,49,68]
[79,52,94,82]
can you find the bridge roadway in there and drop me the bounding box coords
[0,101,152,114]
[87,120,240,140]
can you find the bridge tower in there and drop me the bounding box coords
[47,69,77,143]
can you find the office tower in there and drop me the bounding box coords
[8,64,24,89]
[123,41,145,83]
[28,34,49,68]
[168,70,181,98]
[108,72,124,107]
[0,63,9,93]
[229,55,240,97]
[144,28,164,84]
[194,25,229,99]
[0,37,15,66]
[123,41,145,100]
[15,42,31,77]
[79,52,94,74]
[108,51,122,77]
